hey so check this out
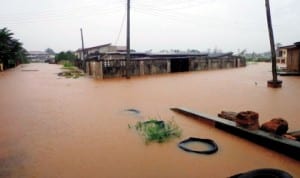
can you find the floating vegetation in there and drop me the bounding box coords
[130,119,182,144]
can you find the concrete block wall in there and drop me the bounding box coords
[86,56,246,79]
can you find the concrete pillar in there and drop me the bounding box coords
[140,61,145,76]
[234,57,237,68]
[91,61,96,77]
[221,59,225,69]
[150,60,154,74]
[167,60,171,73]
[85,62,90,75]
[207,58,211,69]
[0,63,3,72]
[237,58,241,67]
[94,61,103,79]
[99,61,103,79]
[188,58,192,71]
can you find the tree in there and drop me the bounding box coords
[45,48,55,55]
[55,51,76,63]
[0,28,27,69]
[265,0,282,88]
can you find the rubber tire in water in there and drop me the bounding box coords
[178,137,218,154]
[230,168,293,178]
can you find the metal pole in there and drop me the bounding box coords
[80,28,85,60]
[265,0,282,87]
[126,0,130,79]
[80,28,86,71]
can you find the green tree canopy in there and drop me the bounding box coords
[0,27,27,69]
[55,51,76,63]
[45,48,55,55]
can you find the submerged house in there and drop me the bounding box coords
[74,43,126,60]
[82,50,246,79]
[277,42,300,72]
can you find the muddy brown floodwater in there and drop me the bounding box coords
[0,63,299,177]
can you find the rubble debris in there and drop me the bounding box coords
[218,111,238,121]
[287,130,300,141]
[283,134,297,140]
[235,111,259,130]
[261,118,288,135]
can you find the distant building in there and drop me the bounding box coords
[74,43,127,60]
[277,42,300,71]
[27,51,54,63]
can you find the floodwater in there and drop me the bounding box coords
[0,63,299,177]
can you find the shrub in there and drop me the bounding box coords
[131,119,182,144]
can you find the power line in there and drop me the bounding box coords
[1,5,124,25]
[114,11,127,45]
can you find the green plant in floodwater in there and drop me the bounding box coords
[59,60,74,68]
[58,60,84,79]
[131,119,182,144]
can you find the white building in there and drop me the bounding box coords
[27,51,54,63]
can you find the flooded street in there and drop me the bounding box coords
[0,63,299,177]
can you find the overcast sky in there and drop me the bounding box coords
[1,0,299,53]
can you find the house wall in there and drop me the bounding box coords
[143,60,169,75]
[86,56,246,79]
[128,61,140,76]
[277,49,288,64]
[102,54,125,60]
[287,48,300,71]
[223,58,236,68]
[189,57,208,71]
[103,60,125,78]
[210,59,222,69]
[76,45,120,60]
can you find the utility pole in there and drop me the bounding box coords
[80,28,86,71]
[126,0,130,79]
[265,0,282,88]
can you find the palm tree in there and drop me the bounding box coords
[0,28,27,69]
[265,0,282,88]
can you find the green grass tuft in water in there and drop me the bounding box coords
[131,119,182,144]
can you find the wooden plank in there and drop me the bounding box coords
[171,107,300,161]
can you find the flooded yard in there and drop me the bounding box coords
[0,63,299,177]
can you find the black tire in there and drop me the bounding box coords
[178,137,218,154]
[230,168,293,178]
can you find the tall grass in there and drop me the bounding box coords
[132,119,182,144]
[59,60,74,69]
